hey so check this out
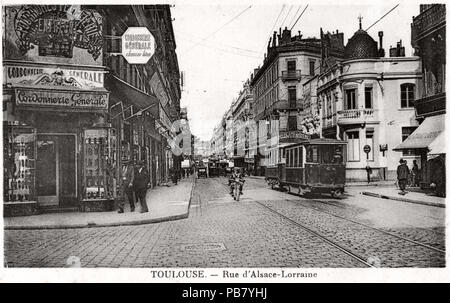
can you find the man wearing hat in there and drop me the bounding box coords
[397,159,410,195]
[118,160,135,213]
[133,161,150,213]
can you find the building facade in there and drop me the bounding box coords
[317,21,422,181]
[250,28,343,174]
[394,4,446,195]
[231,80,255,172]
[3,5,181,216]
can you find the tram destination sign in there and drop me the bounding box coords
[15,88,109,111]
[279,130,311,143]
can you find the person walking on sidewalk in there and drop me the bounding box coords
[117,160,135,213]
[133,161,150,213]
[397,159,410,195]
[412,160,420,187]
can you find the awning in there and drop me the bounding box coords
[393,115,445,153]
[428,131,445,154]
[106,75,159,117]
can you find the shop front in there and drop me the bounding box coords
[3,75,113,216]
[394,114,445,196]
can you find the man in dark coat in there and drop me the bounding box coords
[397,159,410,195]
[118,160,135,213]
[133,161,150,213]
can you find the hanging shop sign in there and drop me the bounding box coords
[122,27,156,64]
[5,64,106,88]
[10,5,103,60]
[15,88,109,111]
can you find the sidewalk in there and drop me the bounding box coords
[4,176,195,230]
[359,186,445,208]
[347,180,396,187]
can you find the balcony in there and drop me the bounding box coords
[281,70,301,81]
[412,4,446,44]
[337,109,379,125]
[271,99,303,112]
[415,92,446,118]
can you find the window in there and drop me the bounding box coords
[309,60,315,76]
[306,146,319,163]
[288,115,297,131]
[288,87,297,108]
[401,84,415,108]
[347,131,360,161]
[365,130,374,161]
[402,127,419,156]
[294,148,298,167]
[345,88,357,109]
[287,60,296,71]
[365,87,373,109]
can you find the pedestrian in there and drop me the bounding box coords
[365,165,372,184]
[133,161,150,213]
[117,160,135,213]
[412,160,420,187]
[397,159,410,195]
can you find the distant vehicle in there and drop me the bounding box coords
[265,138,347,198]
[197,167,208,178]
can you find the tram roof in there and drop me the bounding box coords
[281,138,347,148]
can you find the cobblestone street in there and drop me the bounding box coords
[4,177,445,268]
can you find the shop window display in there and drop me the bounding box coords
[83,128,117,200]
[3,124,36,202]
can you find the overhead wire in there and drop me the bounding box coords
[365,4,400,31]
[290,4,309,31]
[288,5,302,29]
[279,5,294,29]
[261,4,286,52]
[184,5,253,54]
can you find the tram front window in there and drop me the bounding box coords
[307,145,344,164]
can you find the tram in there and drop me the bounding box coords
[265,138,347,198]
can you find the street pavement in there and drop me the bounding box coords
[4,177,445,268]
[4,176,194,229]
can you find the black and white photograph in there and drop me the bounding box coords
[0,0,447,281]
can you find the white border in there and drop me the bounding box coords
[1,0,449,283]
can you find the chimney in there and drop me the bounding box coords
[272,31,277,47]
[280,27,291,44]
[378,31,385,57]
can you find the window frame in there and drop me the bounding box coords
[400,83,415,108]
[346,130,360,162]
[344,88,357,110]
[364,86,373,109]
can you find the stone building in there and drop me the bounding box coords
[231,80,255,172]
[3,5,181,216]
[394,4,446,195]
[317,20,422,181]
[250,27,343,175]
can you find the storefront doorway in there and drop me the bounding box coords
[36,134,77,208]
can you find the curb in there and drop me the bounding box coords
[361,191,445,208]
[347,183,396,187]
[5,178,196,231]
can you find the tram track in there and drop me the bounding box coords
[217,178,445,266]
[265,182,445,254]
[298,197,446,254]
[254,200,375,267]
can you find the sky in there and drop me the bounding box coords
[171,0,423,141]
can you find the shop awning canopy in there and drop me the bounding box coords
[393,115,445,153]
[106,75,159,117]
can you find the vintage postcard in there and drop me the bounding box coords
[0,0,448,283]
